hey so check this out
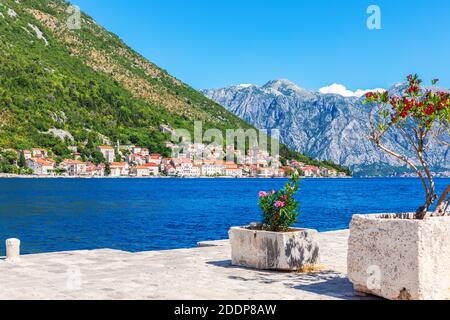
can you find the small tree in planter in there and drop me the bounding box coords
[363,74,449,218]
[348,75,450,300]
[229,173,320,271]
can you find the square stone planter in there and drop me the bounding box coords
[229,226,320,271]
[348,214,450,300]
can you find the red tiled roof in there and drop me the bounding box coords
[33,158,54,167]
[63,159,85,165]
[143,163,159,167]
[110,162,127,168]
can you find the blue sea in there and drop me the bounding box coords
[0,178,448,255]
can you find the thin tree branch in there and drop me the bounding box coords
[434,185,450,216]
[372,140,430,201]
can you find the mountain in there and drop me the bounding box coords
[0,0,249,155]
[0,0,348,173]
[203,79,450,176]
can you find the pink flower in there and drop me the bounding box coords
[271,190,276,195]
[281,195,288,201]
[275,201,285,208]
[258,191,267,197]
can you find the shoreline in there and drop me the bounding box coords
[2,174,449,180]
[0,174,352,180]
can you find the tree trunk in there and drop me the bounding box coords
[434,185,450,216]
[416,194,437,219]
[416,205,430,220]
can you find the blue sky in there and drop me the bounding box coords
[71,0,450,91]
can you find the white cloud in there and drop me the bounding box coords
[319,83,385,97]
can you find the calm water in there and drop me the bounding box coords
[0,178,448,255]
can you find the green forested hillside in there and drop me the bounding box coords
[0,0,349,174]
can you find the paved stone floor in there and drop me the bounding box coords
[0,230,375,300]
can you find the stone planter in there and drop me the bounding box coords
[229,226,320,271]
[348,214,450,300]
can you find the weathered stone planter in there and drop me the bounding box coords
[348,214,450,300]
[229,226,320,271]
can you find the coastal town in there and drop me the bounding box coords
[0,141,348,178]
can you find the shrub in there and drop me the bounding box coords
[258,173,300,232]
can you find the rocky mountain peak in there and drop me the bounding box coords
[262,79,313,96]
[203,79,450,176]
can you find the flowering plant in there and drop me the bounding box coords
[258,173,300,232]
[363,74,450,219]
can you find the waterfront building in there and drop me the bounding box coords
[201,160,225,176]
[163,164,177,176]
[178,162,201,177]
[110,162,129,177]
[26,158,55,175]
[257,167,274,178]
[301,166,321,177]
[61,159,87,176]
[224,167,243,178]
[130,166,151,177]
[86,163,104,176]
[143,163,160,176]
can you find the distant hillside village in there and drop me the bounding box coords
[0,142,348,179]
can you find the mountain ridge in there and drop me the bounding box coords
[203,79,450,176]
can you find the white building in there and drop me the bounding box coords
[21,150,32,160]
[26,158,55,175]
[224,167,243,178]
[128,153,146,166]
[257,167,274,178]
[86,163,104,177]
[148,154,162,165]
[31,148,48,159]
[143,163,159,176]
[130,166,151,177]
[179,162,201,177]
[301,166,321,177]
[61,159,87,176]
[201,161,225,176]
[97,146,115,163]
[110,162,129,177]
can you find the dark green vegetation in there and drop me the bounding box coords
[0,0,349,174]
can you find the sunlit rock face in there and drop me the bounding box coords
[203,81,450,176]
